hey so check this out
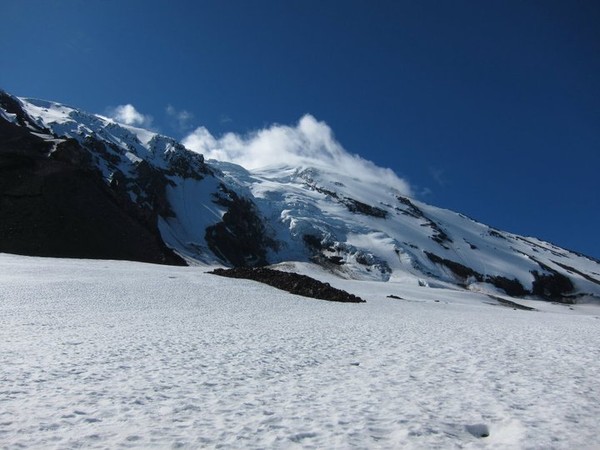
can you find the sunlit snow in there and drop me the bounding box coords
[1,253,599,449]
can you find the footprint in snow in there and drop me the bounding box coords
[289,432,317,442]
[466,423,490,438]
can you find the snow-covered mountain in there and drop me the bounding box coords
[2,90,599,303]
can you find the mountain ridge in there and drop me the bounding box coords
[1,89,599,303]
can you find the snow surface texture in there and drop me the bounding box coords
[1,253,599,449]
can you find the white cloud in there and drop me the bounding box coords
[166,105,194,131]
[108,104,153,128]
[182,114,412,195]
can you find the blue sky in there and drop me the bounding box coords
[2,0,599,258]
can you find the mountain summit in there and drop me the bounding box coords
[1,90,599,303]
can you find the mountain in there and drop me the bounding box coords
[1,89,599,303]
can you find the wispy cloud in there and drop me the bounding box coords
[429,166,447,187]
[219,114,233,125]
[182,114,412,195]
[166,105,194,131]
[107,104,154,128]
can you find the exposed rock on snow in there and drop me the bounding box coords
[206,185,277,267]
[210,267,366,303]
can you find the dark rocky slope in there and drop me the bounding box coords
[211,267,365,303]
[0,96,185,265]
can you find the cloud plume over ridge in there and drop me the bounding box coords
[107,104,154,128]
[182,114,411,195]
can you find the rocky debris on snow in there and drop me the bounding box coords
[425,251,483,282]
[425,250,582,303]
[210,267,366,303]
[206,185,278,267]
[396,196,452,246]
[303,176,387,218]
[302,233,392,280]
[551,260,600,286]
[486,294,536,311]
[531,269,575,303]
[341,197,388,218]
[486,275,529,297]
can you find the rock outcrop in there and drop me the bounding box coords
[211,267,365,303]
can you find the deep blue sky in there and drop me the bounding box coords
[2,0,599,258]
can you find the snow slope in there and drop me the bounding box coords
[1,253,599,449]
[214,160,600,300]
[5,95,235,264]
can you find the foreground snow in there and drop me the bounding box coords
[1,254,599,449]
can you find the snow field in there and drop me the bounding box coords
[1,253,599,449]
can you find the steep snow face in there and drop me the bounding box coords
[213,160,600,300]
[158,175,227,263]
[20,98,160,174]
[9,96,236,264]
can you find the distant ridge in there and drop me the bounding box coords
[1,90,599,303]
